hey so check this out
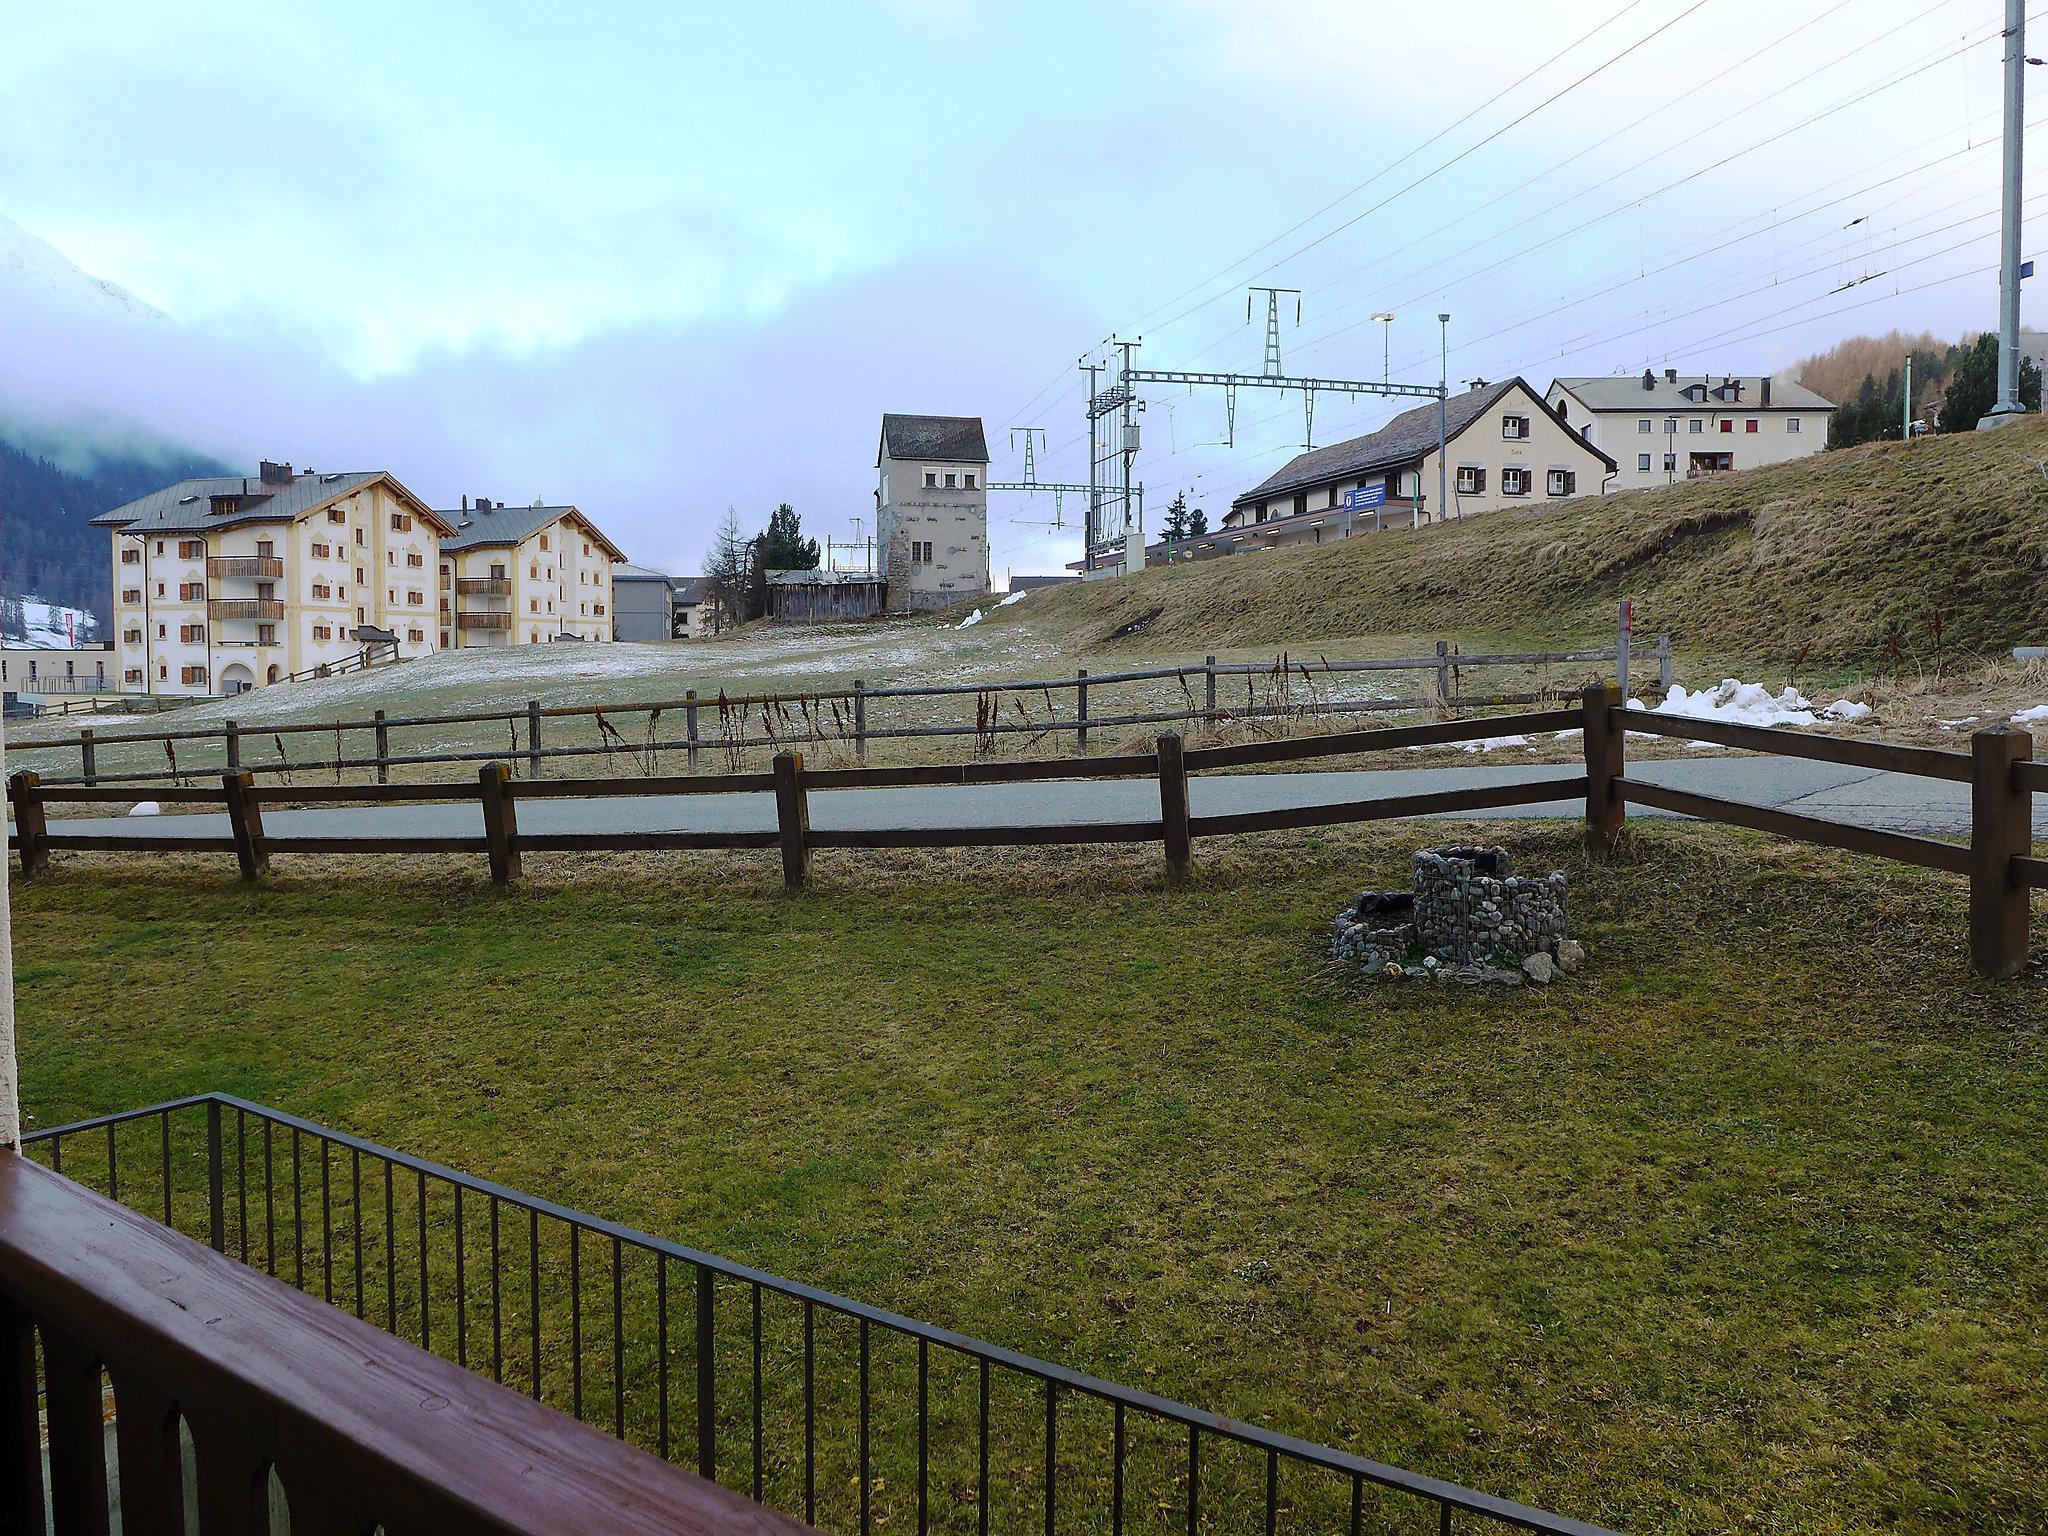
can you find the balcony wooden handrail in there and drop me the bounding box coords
[207,599,286,622]
[0,1151,817,1535]
[207,556,285,579]
[455,576,512,596]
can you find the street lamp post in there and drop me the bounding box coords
[1371,312,1393,388]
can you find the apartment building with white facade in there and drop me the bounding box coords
[432,498,625,648]
[92,463,453,697]
[1545,370,1834,490]
[1196,378,1614,558]
[874,415,991,612]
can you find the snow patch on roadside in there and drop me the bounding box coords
[956,608,985,629]
[1631,679,1869,729]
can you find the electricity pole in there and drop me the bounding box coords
[1436,313,1450,525]
[1981,0,2029,428]
[1248,287,1301,376]
[1903,354,1913,440]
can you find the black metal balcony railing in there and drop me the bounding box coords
[208,599,286,622]
[0,1147,816,1535]
[207,555,285,579]
[20,1096,1612,1536]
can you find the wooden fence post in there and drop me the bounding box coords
[772,751,809,889]
[1657,634,1673,698]
[1204,655,1217,720]
[79,728,96,787]
[373,709,390,784]
[526,701,543,779]
[685,689,700,772]
[1617,598,1633,699]
[1434,641,1451,713]
[1581,681,1625,857]
[1969,725,2032,979]
[853,679,867,765]
[224,720,241,772]
[1076,669,1090,756]
[8,771,47,878]
[221,771,268,881]
[480,762,522,885]
[1156,733,1192,886]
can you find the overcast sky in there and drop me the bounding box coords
[0,0,2031,579]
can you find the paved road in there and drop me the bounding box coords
[37,756,2031,845]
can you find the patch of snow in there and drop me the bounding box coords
[127,801,160,817]
[997,588,1030,606]
[1641,679,1871,731]
[956,608,985,629]
[1936,716,1980,730]
[2013,705,2048,724]
[1460,734,1529,753]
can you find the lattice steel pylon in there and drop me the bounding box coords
[987,425,1094,533]
[1247,287,1301,377]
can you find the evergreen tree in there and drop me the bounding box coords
[1939,332,2043,430]
[1160,492,1190,542]
[1189,507,1209,537]
[757,502,820,571]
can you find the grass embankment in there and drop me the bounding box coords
[996,421,2048,667]
[12,830,2046,1533]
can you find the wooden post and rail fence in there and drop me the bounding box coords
[2,639,1675,792]
[7,682,2041,978]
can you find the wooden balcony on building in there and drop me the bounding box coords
[207,556,285,579]
[456,577,513,597]
[0,1150,817,1536]
[207,599,286,622]
[456,611,514,631]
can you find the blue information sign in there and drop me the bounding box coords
[1344,484,1387,511]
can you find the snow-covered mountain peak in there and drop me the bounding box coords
[0,212,169,323]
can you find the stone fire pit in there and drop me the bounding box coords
[1332,844,1583,985]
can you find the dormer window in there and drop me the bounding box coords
[210,495,240,516]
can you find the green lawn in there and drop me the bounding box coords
[11,826,2046,1534]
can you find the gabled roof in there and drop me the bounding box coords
[91,470,451,535]
[433,502,628,562]
[878,414,988,465]
[1233,377,1611,508]
[1550,373,1834,412]
[670,576,709,604]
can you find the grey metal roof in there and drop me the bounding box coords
[1550,373,1834,412]
[433,502,627,561]
[611,563,675,584]
[670,576,709,603]
[879,414,988,464]
[1235,378,1609,508]
[90,470,407,533]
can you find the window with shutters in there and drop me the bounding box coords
[1501,415,1530,440]
[1546,469,1576,496]
[1501,467,1530,496]
[181,665,207,685]
[256,624,276,645]
[122,588,142,604]
[125,668,143,685]
[124,628,142,645]
[179,624,203,643]
[121,547,140,564]
[408,627,424,643]
[407,552,424,568]
[539,533,551,552]
[1455,466,1485,494]
[179,540,204,559]
[179,582,202,601]
[391,513,412,532]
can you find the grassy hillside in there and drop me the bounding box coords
[997,421,2048,667]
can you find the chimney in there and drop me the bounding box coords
[258,459,292,486]
[461,494,470,511]
[1642,368,1656,390]
[1664,368,1677,383]
[1760,377,1771,406]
